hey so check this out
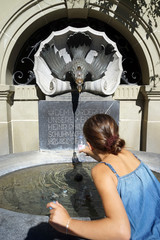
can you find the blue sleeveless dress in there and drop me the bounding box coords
[102,160,160,239]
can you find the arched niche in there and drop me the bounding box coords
[12,18,142,92]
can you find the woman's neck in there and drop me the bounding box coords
[97,152,111,162]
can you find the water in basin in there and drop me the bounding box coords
[0,162,105,218]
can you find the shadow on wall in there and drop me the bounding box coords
[24,222,87,240]
[91,0,160,38]
[89,0,160,88]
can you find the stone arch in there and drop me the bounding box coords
[0,0,159,87]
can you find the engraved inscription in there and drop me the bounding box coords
[47,109,74,147]
[39,101,119,150]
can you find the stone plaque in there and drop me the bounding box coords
[39,100,119,150]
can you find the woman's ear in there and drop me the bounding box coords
[87,142,93,151]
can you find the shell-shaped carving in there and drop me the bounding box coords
[34,26,123,96]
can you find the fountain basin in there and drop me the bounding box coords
[0,150,160,240]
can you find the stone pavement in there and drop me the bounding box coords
[0,208,88,240]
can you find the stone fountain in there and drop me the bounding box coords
[34,26,122,161]
[0,26,160,240]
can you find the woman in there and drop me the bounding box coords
[47,114,160,240]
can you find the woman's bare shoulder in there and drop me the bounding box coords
[91,161,114,182]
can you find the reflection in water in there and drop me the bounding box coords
[0,162,105,218]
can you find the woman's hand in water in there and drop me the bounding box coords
[47,201,71,234]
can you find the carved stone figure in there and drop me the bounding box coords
[34,26,123,96]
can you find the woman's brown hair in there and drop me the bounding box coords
[83,114,125,155]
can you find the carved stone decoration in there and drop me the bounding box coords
[34,26,123,96]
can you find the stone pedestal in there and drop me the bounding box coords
[0,85,14,155]
[114,86,144,151]
[11,86,39,153]
[0,85,39,155]
[141,86,160,153]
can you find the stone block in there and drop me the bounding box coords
[148,101,160,121]
[39,100,119,150]
[119,120,141,151]
[0,123,9,155]
[120,101,142,120]
[11,101,38,120]
[146,122,160,154]
[12,121,39,153]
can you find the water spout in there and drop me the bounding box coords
[72,151,81,168]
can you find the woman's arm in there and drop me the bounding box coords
[79,144,101,161]
[47,164,131,240]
